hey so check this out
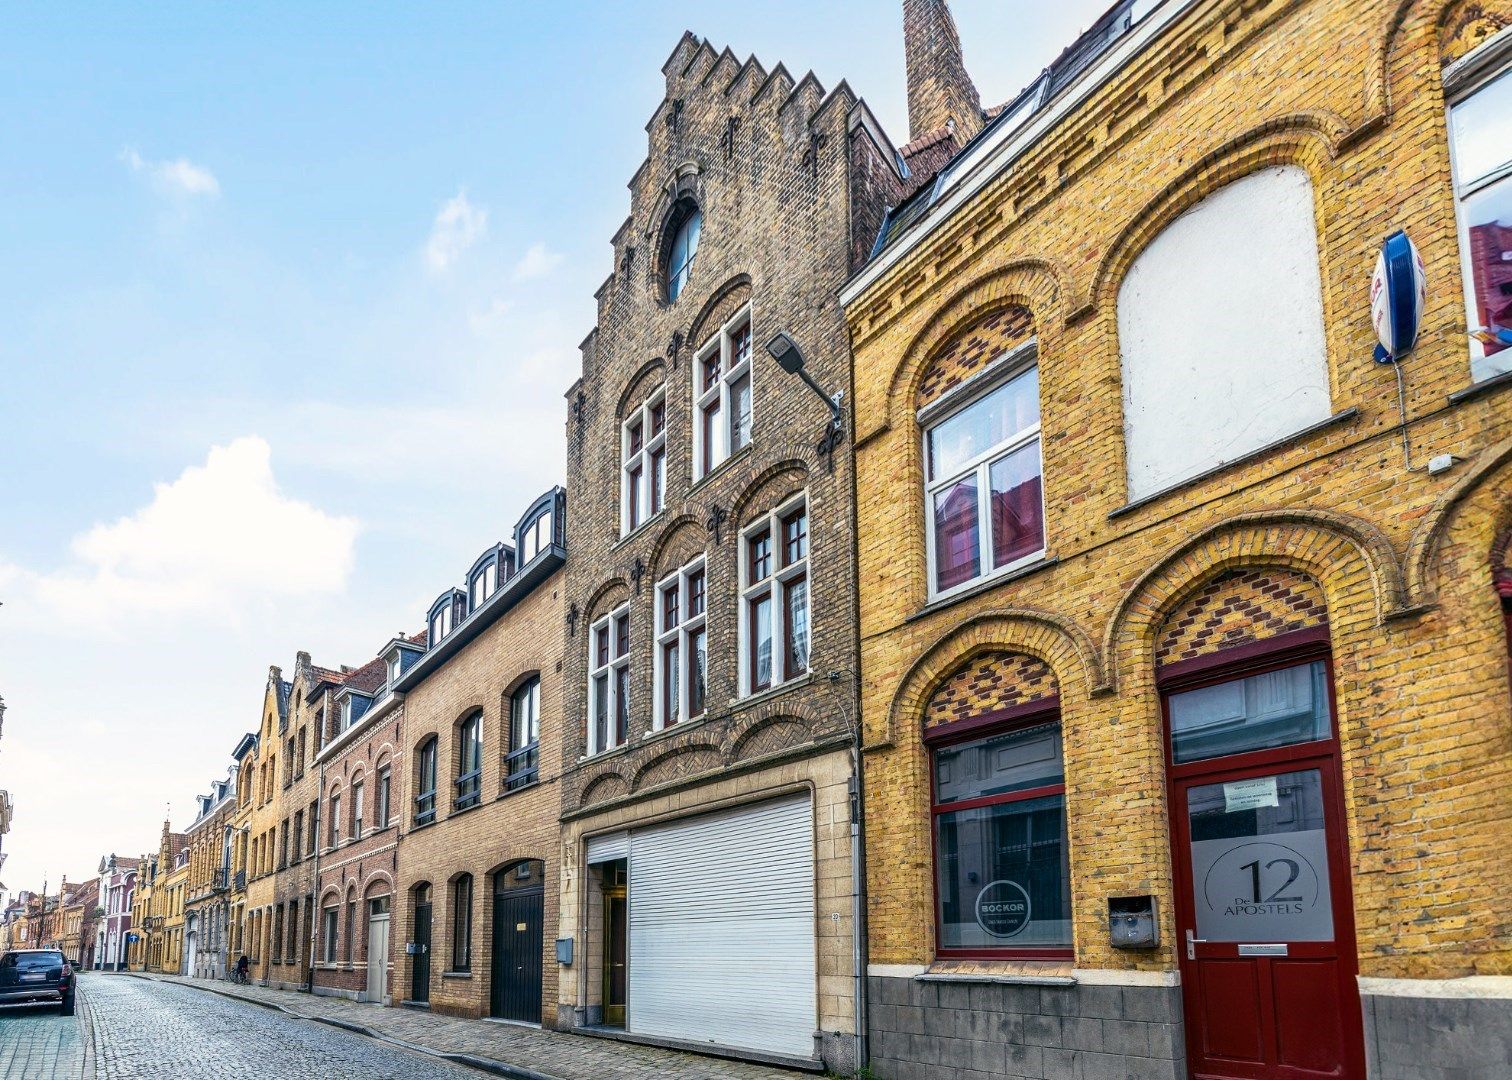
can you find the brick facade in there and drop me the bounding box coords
[393,534,566,1022]
[554,28,906,1073]
[846,1,1512,1077]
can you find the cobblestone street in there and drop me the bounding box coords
[0,973,815,1079]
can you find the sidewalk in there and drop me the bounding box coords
[121,972,814,1080]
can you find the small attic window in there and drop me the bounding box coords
[664,202,702,302]
[387,653,401,687]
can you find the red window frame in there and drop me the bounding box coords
[925,697,1073,960]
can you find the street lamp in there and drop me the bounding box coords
[765,331,844,468]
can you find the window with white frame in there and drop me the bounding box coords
[693,310,753,480]
[328,793,341,848]
[621,391,667,535]
[1447,60,1512,382]
[350,781,364,839]
[386,653,401,688]
[924,358,1045,597]
[741,497,809,695]
[588,604,631,754]
[655,558,707,728]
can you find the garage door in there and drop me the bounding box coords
[627,794,816,1059]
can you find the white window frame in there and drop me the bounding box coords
[739,493,810,698]
[350,781,364,840]
[587,603,631,756]
[692,307,754,482]
[1444,40,1512,382]
[340,696,354,730]
[620,389,668,536]
[921,344,1046,602]
[653,557,708,730]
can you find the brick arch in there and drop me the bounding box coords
[632,743,723,791]
[578,771,629,809]
[1089,118,1346,317]
[686,273,752,348]
[1407,435,1512,604]
[914,304,1035,410]
[1154,567,1330,668]
[923,651,1059,733]
[1372,0,1507,121]
[725,714,810,763]
[582,578,630,624]
[875,261,1065,444]
[1105,509,1409,693]
[646,513,706,579]
[362,872,394,899]
[614,357,666,421]
[730,458,810,528]
[883,607,1103,748]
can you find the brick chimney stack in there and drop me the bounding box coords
[903,0,984,143]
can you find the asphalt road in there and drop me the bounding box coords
[0,973,479,1079]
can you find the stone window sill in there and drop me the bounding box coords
[442,970,473,980]
[907,557,1060,624]
[918,959,1075,986]
[687,441,755,498]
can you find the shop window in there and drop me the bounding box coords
[506,677,541,791]
[622,391,667,535]
[693,309,753,480]
[450,875,473,972]
[588,604,631,754]
[1166,659,1332,765]
[741,497,809,695]
[415,738,438,826]
[455,711,483,810]
[1447,62,1512,381]
[655,558,708,727]
[1118,166,1330,499]
[930,718,1072,957]
[924,356,1044,597]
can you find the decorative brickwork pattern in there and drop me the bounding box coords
[1153,568,1329,667]
[923,650,1057,729]
[1440,3,1509,65]
[915,305,1034,408]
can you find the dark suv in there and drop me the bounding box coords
[0,950,76,1015]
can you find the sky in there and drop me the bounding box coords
[0,1,1112,899]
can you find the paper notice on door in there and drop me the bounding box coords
[1224,776,1279,814]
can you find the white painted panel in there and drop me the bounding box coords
[366,916,389,1003]
[1118,166,1331,500]
[585,831,628,863]
[627,795,815,1059]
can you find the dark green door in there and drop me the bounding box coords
[411,899,431,1003]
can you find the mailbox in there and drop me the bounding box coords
[1108,895,1158,949]
[555,937,574,966]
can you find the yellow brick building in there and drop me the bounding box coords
[242,668,289,984]
[844,1,1512,1077]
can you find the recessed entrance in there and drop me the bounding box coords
[490,860,544,1024]
[1164,649,1366,1079]
[601,861,627,1027]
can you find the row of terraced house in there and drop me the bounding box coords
[126,2,1512,1077]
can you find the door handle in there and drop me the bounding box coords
[1185,928,1207,960]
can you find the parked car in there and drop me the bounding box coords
[0,949,75,1015]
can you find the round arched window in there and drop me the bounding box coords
[665,204,701,302]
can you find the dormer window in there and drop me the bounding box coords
[518,508,554,565]
[387,653,401,687]
[470,559,498,610]
[340,696,354,730]
[431,605,452,644]
[665,202,701,302]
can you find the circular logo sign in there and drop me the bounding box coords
[974,879,1032,938]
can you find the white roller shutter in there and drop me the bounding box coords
[627,794,816,1059]
[585,831,628,864]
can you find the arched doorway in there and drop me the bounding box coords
[185,913,199,976]
[490,860,544,1023]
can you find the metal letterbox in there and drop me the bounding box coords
[1108,895,1159,949]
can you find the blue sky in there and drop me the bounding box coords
[0,1,1109,899]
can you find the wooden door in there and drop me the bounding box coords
[490,887,544,1022]
[1165,653,1365,1080]
[366,910,389,1003]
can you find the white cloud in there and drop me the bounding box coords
[511,242,564,282]
[424,190,487,273]
[121,147,220,197]
[7,437,358,632]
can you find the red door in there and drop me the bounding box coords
[1164,652,1366,1080]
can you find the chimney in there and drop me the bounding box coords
[903,0,984,143]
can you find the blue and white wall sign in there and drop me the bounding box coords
[1371,229,1426,363]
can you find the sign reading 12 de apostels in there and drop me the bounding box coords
[1190,830,1334,942]
[975,879,1032,938]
